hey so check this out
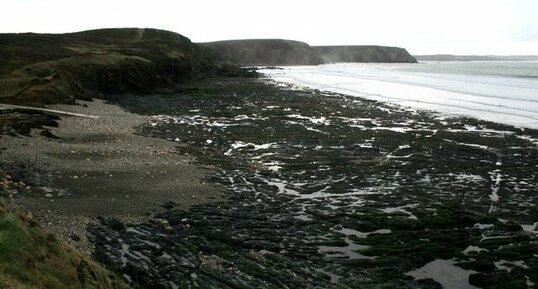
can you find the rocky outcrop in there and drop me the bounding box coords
[313,46,417,63]
[0,28,248,106]
[200,39,324,66]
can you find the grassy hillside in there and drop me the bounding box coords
[0,28,245,106]
[200,39,324,66]
[0,204,128,289]
[313,45,417,63]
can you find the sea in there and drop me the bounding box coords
[260,61,538,129]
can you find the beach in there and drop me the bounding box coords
[1,75,538,288]
[0,99,220,254]
[81,78,538,288]
[1,1,537,287]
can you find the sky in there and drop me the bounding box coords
[1,0,537,55]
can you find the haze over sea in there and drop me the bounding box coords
[262,61,538,129]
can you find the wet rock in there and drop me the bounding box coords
[40,129,59,139]
[499,220,523,231]
[161,201,178,209]
[161,220,172,231]
[469,272,528,289]
[98,216,126,231]
[89,79,538,289]
[70,234,81,242]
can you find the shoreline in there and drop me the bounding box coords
[1,77,537,288]
[90,78,538,288]
[259,62,538,130]
[0,98,221,254]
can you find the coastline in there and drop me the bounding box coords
[0,99,221,254]
[89,78,538,288]
[260,62,538,130]
[1,77,537,288]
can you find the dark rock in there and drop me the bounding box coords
[416,278,443,289]
[39,129,59,139]
[69,234,81,242]
[88,78,538,289]
[98,216,126,231]
[161,201,178,209]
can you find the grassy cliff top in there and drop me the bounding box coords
[0,28,241,106]
[0,28,196,74]
[201,39,324,66]
[201,40,417,65]
[201,38,313,47]
[0,204,128,289]
[313,45,418,63]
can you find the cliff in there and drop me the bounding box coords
[414,54,538,61]
[313,45,417,63]
[200,39,324,66]
[202,40,417,66]
[0,28,246,106]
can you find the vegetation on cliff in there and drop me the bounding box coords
[202,40,417,66]
[0,28,248,106]
[201,39,324,66]
[0,204,128,289]
[0,29,416,108]
[313,45,417,63]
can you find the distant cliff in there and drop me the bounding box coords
[202,40,417,65]
[414,54,538,61]
[313,46,417,63]
[200,39,324,66]
[0,28,247,106]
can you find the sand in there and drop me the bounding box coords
[0,99,221,254]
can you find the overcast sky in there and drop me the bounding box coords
[2,0,537,55]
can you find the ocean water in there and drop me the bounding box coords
[260,61,538,129]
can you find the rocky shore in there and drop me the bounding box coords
[0,28,536,288]
[1,74,537,288]
[85,78,536,288]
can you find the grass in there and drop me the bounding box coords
[0,204,129,289]
[0,28,247,106]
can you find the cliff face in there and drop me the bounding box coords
[202,40,417,66]
[0,29,417,106]
[414,54,538,61]
[313,46,417,63]
[0,28,244,106]
[200,39,324,66]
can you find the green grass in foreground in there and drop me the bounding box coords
[0,205,129,289]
